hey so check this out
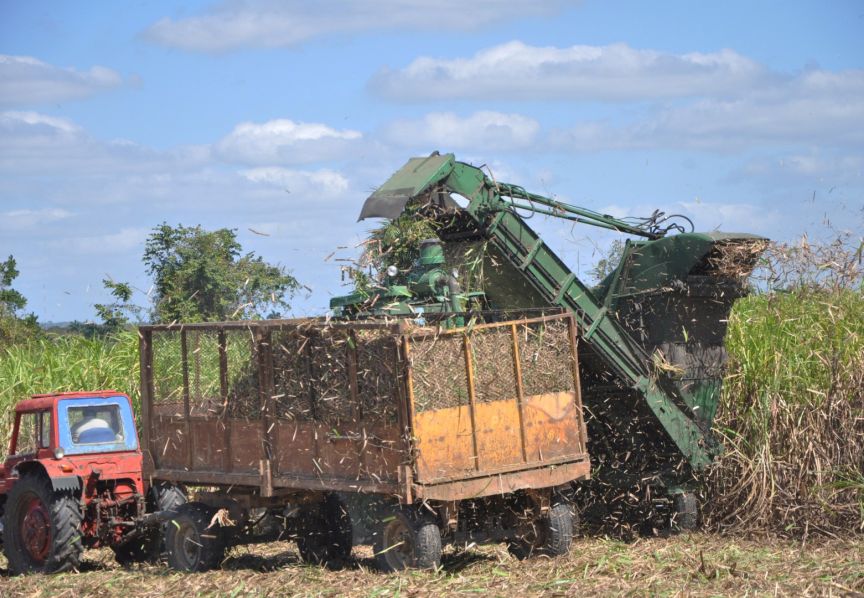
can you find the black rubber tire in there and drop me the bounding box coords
[296,494,352,566]
[508,502,574,559]
[374,508,441,572]
[164,502,226,572]
[670,493,699,533]
[113,482,187,565]
[3,473,84,574]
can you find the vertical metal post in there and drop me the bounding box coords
[400,335,416,501]
[180,329,192,471]
[218,329,231,472]
[462,334,481,472]
[139,329,154,474]
[257,326,275,496]
[346,328,366,476]
[510,323,529,463]
[566,316,588,454]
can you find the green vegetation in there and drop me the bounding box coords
[707,287,864,535]
[145,223,301,323]
[0,255,41,345]
[0,331,139,451]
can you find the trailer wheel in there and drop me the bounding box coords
[670,492,699,533]
[113,482,187,565]
[3,474,83,574]
[508,502,574,559]
[374,508,441,572]
[296,494,352,566]
[164,503,226,572]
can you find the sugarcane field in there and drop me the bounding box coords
[2,4,863,597]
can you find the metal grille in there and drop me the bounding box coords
[411,334,469,412]
[151,331,184,416]
[517,319,575,396]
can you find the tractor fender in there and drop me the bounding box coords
[12,462,82,495]
[50,476,82,493]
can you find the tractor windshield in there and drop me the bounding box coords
[57,397,138,455]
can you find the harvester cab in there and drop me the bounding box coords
[352,151,767,530]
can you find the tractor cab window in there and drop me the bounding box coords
[14,413,38,455]
[13,411,50,455]
[68,405,123,445]
[56,398,138,455]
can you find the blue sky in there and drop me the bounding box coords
[1,0,862,323]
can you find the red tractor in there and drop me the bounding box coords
[0,390,185,574]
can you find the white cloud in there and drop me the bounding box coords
[0,207,73,231]
[547,70,864,152]
[215,119,362,165]
[383,111,540,150]
[0,55,123,106]
[372,41,766,101]
[145,0,572,52]
[0,111,208,176]
[240,167,350,199]
[56,227,151,255]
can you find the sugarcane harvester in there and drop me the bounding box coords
[347,152,766,530]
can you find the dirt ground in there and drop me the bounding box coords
[1,534,862,597]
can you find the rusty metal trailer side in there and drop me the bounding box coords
[139,314,589,503]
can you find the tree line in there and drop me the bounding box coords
[1,223,300,341]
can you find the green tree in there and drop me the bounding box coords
[0,255,40,343]
[144,223,300,323]
[589,239,627,284]
[94,279,140,331]
[0,255,27,315]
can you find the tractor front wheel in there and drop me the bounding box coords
[2,473,83,574]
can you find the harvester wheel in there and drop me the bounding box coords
[296,494,352,566]
[164,502,226,572]
[508,502,574,559]
[3,473,83,574]
[113,482,187,565]
[670,492,699,532]
[374,508,441,572]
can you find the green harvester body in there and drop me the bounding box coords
[337,152,766,487]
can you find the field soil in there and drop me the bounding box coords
[1,534,862,597]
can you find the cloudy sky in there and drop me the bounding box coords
[1,0,862,323]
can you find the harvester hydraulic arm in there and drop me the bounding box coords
[491,181,663,239]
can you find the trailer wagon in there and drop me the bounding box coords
[139,313,589,571]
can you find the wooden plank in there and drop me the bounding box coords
[230,421,263,474]
[190,419,225,470]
